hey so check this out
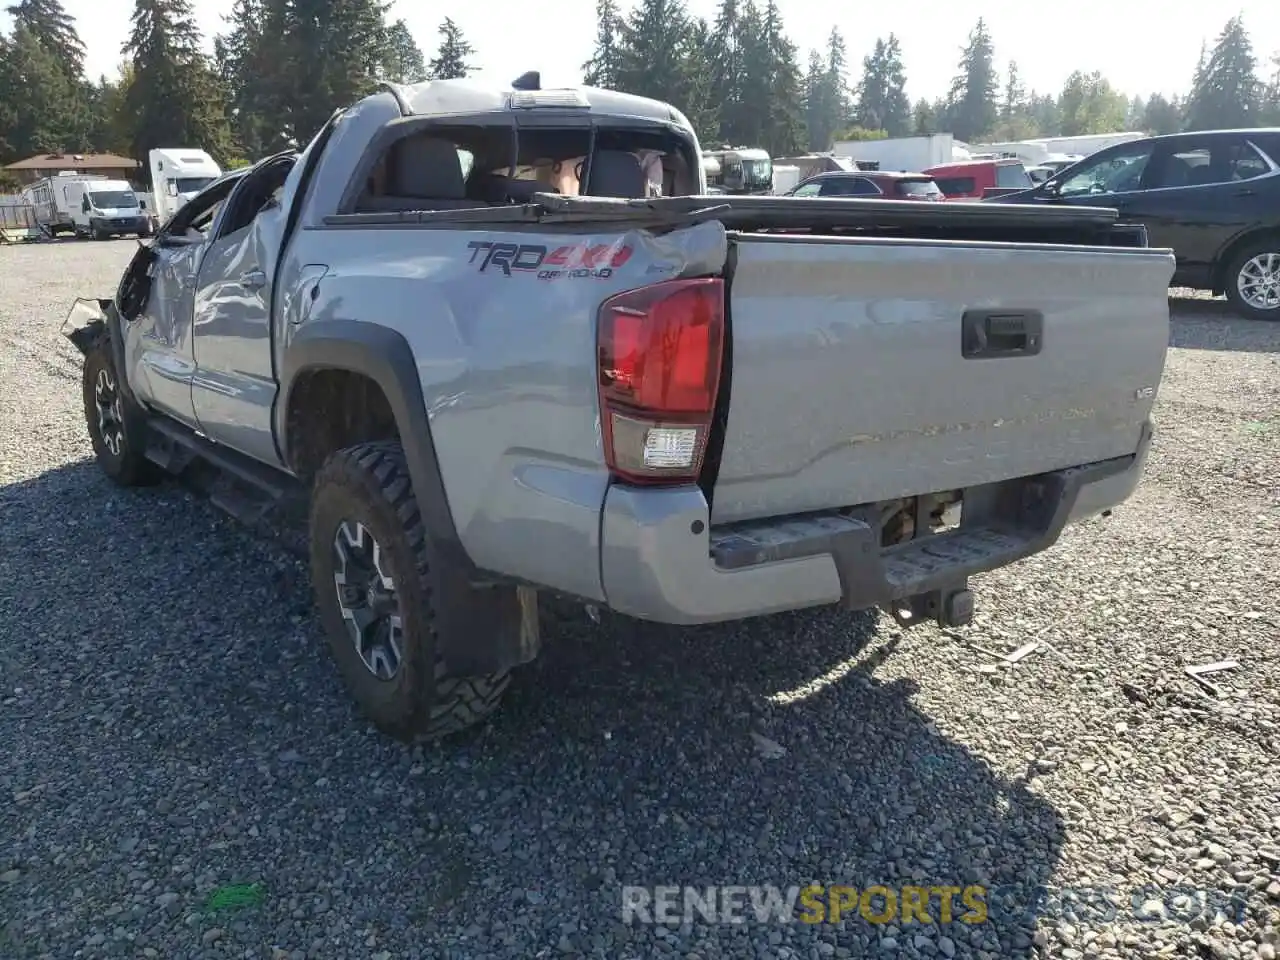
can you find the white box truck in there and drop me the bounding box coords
[148,148,222,224]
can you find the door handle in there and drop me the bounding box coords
[241,270,267,290]
[1236,188,1256,197]
[962,309,1044,359]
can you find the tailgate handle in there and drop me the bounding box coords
[962,309,1043,359]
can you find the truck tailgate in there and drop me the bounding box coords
[711,233,1173,525]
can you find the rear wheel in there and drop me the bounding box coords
[1225,240,1280,321]
[309,441,511,741]
[81,342,158,486]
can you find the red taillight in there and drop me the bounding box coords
[598,278,725,484]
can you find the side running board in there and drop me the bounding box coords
[144,418,307,541]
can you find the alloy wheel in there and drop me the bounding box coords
[94,366,125,457]
[332,520,404,681]
[1237,252,1280,312]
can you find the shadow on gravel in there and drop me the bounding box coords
[1,461,1064,959]
[1169,297,1280,354]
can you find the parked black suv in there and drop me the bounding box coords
[993,129,1280,320]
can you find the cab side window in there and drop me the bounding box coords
[213,157,297,241]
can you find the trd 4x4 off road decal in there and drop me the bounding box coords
[466,241,633,280]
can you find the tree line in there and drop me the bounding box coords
[582,4,1280,154]
[0,0,469,187]
[3,0,1280,192]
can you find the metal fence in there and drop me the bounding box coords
[0,202,39,229]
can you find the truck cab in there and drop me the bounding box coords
[148,148,222,225]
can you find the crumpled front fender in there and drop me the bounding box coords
[60,297,141,408]
[61,297,114,356]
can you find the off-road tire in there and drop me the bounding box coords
[1225,238,1280,322]
[309,441,511,741]
[81,341,159,487]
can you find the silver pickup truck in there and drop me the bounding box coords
[64,75,1173,741]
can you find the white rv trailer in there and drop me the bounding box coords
[18,173,108,236]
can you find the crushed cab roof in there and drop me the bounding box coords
[385,77,688,125]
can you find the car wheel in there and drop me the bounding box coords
[1226,240,1280,321]
[309,441,511,741]
[81,341,158,486]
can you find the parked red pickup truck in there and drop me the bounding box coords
[925,158,1033,200]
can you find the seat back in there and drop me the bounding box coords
[585,150,648,199]
[361,136,479,212]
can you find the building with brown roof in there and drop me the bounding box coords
[3,152,140,186]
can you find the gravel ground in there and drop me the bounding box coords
[1,240,1278,960]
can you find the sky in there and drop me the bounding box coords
[5,1,1280,106]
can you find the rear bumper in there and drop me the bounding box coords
[600,421,1152,625]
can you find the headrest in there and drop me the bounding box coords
[392,137,466,199]
[586,150,647,199]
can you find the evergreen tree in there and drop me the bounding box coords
[824,27,851,129]
[757,0,804,156]
[1141,93,1183,135]
[429,17,474,80]
[945,18,998,141]
[1262,55,1280,125]
[803,50,825,149]
[214,0,291,159]
[679,16,719,142]
[801,29,850,150]
[123,0,233,165]
[912,98,938,135]
[855,35,910,136]
[1183,15,1261,130]
[992,61,1036,139]
[732,1,769,146]
[381,20,426,84]
[708,0,745,142]
[280,0,389,144]
[615,0,714,140]
[1057,70,1127,136]
[1026,92,1061,138]
[85,64,135,156]
[1124,95,1145,130]
[582,0,623,88]
[0,22,83,161]
[5,0,85,77]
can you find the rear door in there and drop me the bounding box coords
[710,232,1174,525]
[1134,134,1278,285]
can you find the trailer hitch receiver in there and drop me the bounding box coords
[888,584,974,629]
